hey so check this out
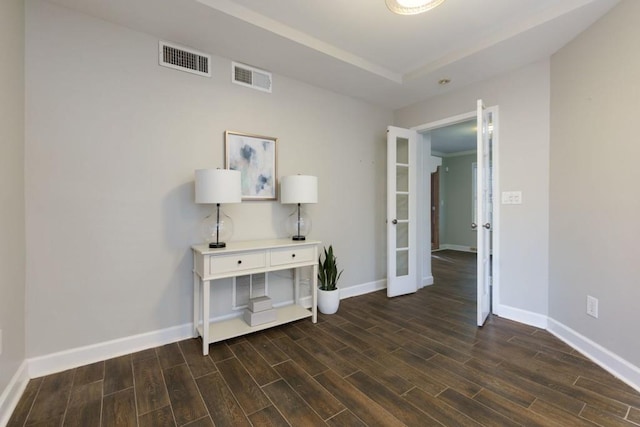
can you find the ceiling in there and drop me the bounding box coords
[45,0,619,109]
[430,119,477,155]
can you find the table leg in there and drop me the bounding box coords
[202,279,210,356]
[193,258,200,338]
[312,263,318,323]
[294,268,300,305]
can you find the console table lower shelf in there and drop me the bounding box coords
[197,304,312,344]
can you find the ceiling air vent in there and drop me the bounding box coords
[232,62,272,93]
[159,41,211,77]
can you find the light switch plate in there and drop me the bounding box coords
[501,191,522,205]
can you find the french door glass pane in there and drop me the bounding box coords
[396,249,409,277]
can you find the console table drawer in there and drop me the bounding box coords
[209,251,266,274]
[270,246,316,267]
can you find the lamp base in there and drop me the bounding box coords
[291,235,306,241]
[209,242,227,248]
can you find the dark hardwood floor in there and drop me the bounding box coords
[9,250,640,426]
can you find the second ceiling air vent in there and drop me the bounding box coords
[232,62,272,93]
[159,41,211,77]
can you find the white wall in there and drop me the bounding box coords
[441,153,477,249]
[550,0,640,368]
[395,60,551,322]
[25,0,391,358]
[0,0,26,397]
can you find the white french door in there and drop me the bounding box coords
[476,99,492,326]
[386,126,418,297]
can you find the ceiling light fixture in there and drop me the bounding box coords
[385,0,446,15]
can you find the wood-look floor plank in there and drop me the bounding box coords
[326,409,368,427]
[628,407,640,424]
[102,388,137,427]
[229,340,280,386]
[196,372,252,427]
[248,405,290,426]
[402,387,482,427]
[207,341,235,362]
[244,332,290,365]
[25,369,74,424]
[156,342,185,370]
[436,388,521,427]
[529,398,597,426]
[363,347,448,396]
[580,405,638,427]
[345,370,439,427]
[575,376,640,409]
[499,358,630,417]
[272,336,328,376]
[318,322,374,351]
[133,356,170,415]
[104,355,133,395]
[465,357,588,415]
[273,360,344,420]
[335,346,413,395]
[314,369,405,427]
[163,363,208,425]
[294,322,348,352]
[131,348,158,362]
[262,379,326,426]
[295,336,359,378]
[178,338,217,379]
[182,416,215,427]
[473,388,564,427]
[63,380,103,427]
[391,348,482,398]
[215,357,271,415]
[6,377,42,427]
[137,405,175,427]
[339,322,399,352]
[72,361,104,387]
[430,353,536,408]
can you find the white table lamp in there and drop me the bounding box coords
[281,175,318,241]
[195,169,242,248]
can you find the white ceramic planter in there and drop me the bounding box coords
[317,288,340,314]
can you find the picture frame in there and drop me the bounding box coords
[225,131,278,200]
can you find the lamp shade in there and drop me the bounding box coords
[195,169,242,204]
[280,175,318,204]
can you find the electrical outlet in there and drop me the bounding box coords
[587,296,599,318]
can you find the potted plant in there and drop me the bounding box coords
[317,245,343,314]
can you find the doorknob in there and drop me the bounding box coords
[471,223,477,229]
[392,219,398,225]
[483,223,491,230]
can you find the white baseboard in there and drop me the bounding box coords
[548,318,640,393]
[340,279,386,299]
[28,323,193,379]
[0,360,29,427]
[422,275,434,287]
[495,303,548,329]
[436,244,476,253]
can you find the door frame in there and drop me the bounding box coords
[411,107,500,316]
[431,166,440,250]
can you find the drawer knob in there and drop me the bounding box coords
[237,260,242,265]
[291,253,296,258]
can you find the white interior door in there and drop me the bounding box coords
[476,100,492,326]
[387,126,418,297]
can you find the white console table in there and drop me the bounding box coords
[192,239,320,355]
